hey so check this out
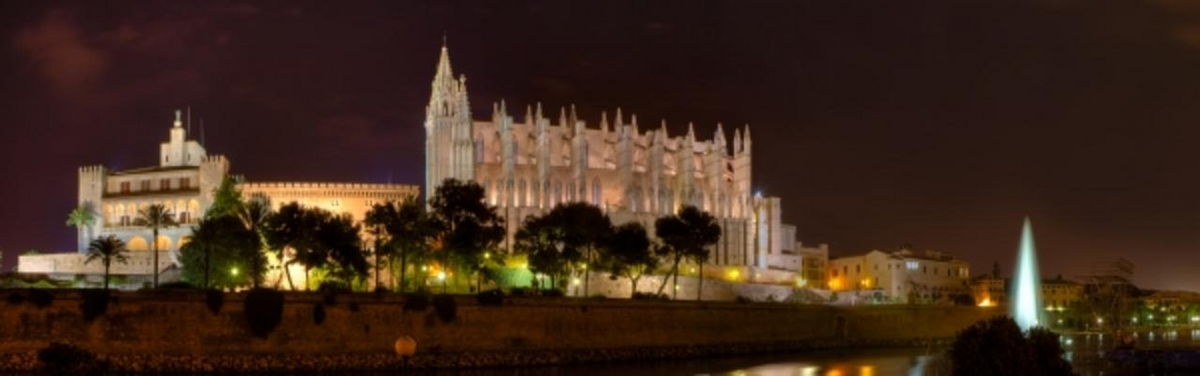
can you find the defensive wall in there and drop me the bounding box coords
[0,289,1001,372]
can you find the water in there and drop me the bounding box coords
[411,330,1200,376]
[1012,217,1043,331]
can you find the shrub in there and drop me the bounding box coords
[243,288,284,339]
[28,289,53,308]
[158,281,196,289]
[476,289,504,306]
[403,290,430,312]
[37,342,107,374]
[79,289,109,322]
[508,287,529,297]
[318,280,351,293]
[540,289,564,298]
[205,289,224,315]
[433,294,457,322]
[631,292,669,301]
[949,316,1072,376]
[312,303,326,325]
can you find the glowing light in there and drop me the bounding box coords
[674,284,680,291]
[978,297,996,307]
[1097,318,1104,324]
[580,263,588,270]
[436,271,446,281]
[1012,217,1043,332]
[795,278,807,288]
[859,365,875,376]
[829,278,843,290]
[571,278,581,286]
[420,265,428,272]
[230,267,239,276]
[1191,316,1199,322]
[726,269,741,281]
[484,252,491,259]
[860,278,871,288]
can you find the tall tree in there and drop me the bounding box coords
[601,222,657,297]
[514,213,573,290]
[66,203,96,251]
[365,197,434,292]
[236,196,272,288]
[550,202,613,296]
[262,202,309,290]
[206,177,244,219]
[180,215,257,289]
[655,205,721,300]
[316,213,369,288]
[135,204,178,288]
[429,179,504,292]
[85,235,129,290]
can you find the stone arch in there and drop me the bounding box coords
[155,235,172,251]
[127,236,149,251]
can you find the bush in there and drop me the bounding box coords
[476,289,504,306]
[318,280,351,293]
[79,289,109,322]
[37,342,107,374]
[28,289,53,308]
[508,287,529,297]
[632,292,669,301]
[433,294,457,322]
[205,289,224,315]
[949,316,1072,376]
[158,281,196,289]
[540,289,564,298]
[312,303,326,325]
[403,290,430,312]
[243,288,284,339]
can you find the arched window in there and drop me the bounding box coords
[592,178,601,206]
[567,182,576,203]
[475,140,484,164]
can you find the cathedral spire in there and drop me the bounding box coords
[600,111,610,135]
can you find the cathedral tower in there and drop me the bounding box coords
[424,44,474,201]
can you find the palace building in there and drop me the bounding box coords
[424,45,806,278]
[20,110,416,282]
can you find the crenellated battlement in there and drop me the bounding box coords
[240,181,418,192]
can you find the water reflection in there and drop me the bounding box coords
[416,330,1200,376]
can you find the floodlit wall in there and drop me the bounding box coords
[0,290,1000,358]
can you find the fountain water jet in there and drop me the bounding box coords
[1012,217,1043,331]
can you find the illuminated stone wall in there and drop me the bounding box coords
[0,290,1000,365]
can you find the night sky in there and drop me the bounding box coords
[2,1,1199,290]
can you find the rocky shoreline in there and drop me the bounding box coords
[1,338,951,373]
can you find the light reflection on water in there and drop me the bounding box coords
[417,330,1200,376]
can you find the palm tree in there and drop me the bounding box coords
[85,235,129,290]
[236,196,272,288]
[66,204,96,252]
[135,204,178,288]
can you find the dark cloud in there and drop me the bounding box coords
[14,10,107,97]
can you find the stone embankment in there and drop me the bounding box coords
[0,289,995,372]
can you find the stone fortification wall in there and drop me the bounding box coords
[0,289,999,371]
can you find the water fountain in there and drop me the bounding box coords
[1012,217,1043,331]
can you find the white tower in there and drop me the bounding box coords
[424,44,474,202]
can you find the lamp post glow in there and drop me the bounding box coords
[1012,217,1044,331]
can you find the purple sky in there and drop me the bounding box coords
[2,0,1200,290]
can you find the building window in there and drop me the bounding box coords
[180,178,190,189]
[120,182,131,193]
[855,265,860,274]
[906,261,918,270]
[923,266,928,274]
[160,178,171,190]
[179,212,190,224]
[140,180,151,191]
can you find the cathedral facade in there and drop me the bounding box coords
[424,46,802,275]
